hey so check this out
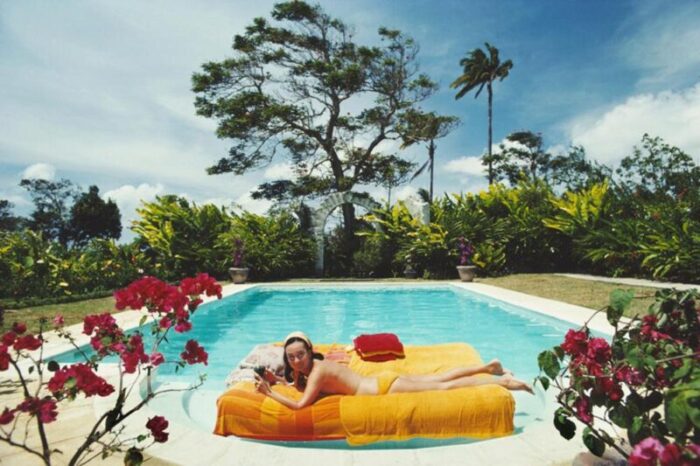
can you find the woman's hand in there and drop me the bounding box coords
[255,375,272,395]
[261,368,278,385]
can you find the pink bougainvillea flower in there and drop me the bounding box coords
[149,352,165,366]
[574,396,593,424]
[120,334,149,374]
[0,345,10,371]
[16,397,58,424]
[586,338,611,364]
[11,323,26,335]
[146,415,169,443]
[561,329,588,356]
[628,437,664,466]
[53,314,64,327]
[0,407,15,425]
[2,332,17,346]
[13,334,42,352]
[48,363,115,398]
[181,340,208,365]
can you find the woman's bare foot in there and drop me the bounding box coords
[487,359,513,376]
[500,374,534,394]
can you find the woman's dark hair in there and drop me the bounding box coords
[283,337,324,385]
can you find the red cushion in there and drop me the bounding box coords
[353,333,405,362]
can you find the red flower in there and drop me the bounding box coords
[174,320,192,333]
[179,273,222,299]
[13,334,42,352]
[159,316,172,329]
[181,340,207,365]
[574,396,593,424]
[146,415,169,443]
[48,364,115,398]
[114,276,188,314]
[0,407,15,425]
[0,345,9,371]
[2,332,16,346]
[11,323,26,335]
[628,437,663,466]
[84,313,124,356]
[586,338,611,364]
[149,352,165,366]
[53,315,65,327]
[561,329,588,356]
[615,364,645,386]
[120,334,149,374]
[16,397,58,424]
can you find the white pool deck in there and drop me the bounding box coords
[6,278,692,465]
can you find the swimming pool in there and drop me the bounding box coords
[55,284,582,444]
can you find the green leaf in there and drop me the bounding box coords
[553,408,576,440]
[537,376,550,391]
[671,359,693,381]
[665,392,689,436]
[642,391,663,411]
[537,350,561,379]
[139,315,148,327]
[626,347,644,370]
[583,427,606,457]
[47,360,60,372]
[608,289,634,325]
[628,416,650,445]
[609,405,631,428]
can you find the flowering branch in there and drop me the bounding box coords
[0,273,222,466]
[535,288,700,464]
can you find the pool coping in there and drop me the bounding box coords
[11,281,612,465]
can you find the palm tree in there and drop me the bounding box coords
[451,42,513,185]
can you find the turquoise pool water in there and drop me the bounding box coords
[55,284,583,444]
[55,285,572,387]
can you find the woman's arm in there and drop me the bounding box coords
[256,370,323,410]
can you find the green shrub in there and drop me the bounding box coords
[221,211,316,280]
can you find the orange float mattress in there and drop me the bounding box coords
[214,343,515,445]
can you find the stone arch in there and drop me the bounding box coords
[310,191,382,276]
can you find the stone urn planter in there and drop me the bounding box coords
[403,265,417,279]
[229,267,250,284]
[456,265,477,282]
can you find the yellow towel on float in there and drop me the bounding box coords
[214,343,515,444]
[340,343,515,445]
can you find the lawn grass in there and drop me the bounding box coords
[1,296,117,334]
[478,273,659,318]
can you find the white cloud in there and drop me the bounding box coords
[21,163,56,180]
[618,3,700,88]
[233,192,272,215]
[567,84,700,165]
[443,156,484,176]
[394,185,418,201]
[263,163,295,180]
[103,183,165,235]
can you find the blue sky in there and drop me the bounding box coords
[1,0,699,239]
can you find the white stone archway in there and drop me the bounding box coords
[310,192,382,276]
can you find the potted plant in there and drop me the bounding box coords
[403,251,417,279]
[228,238,249,284]
[456,237,477,282]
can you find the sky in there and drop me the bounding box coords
[1,0,699,241]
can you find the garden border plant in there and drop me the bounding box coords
[535,288,700,465]
[0,273,221,465]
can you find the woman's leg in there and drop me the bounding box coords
[388,373,533,394]
[399,359,510,383]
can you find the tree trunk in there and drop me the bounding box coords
[428,139,435,203]
[487,81,494,185]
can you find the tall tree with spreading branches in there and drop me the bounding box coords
[192,1,438,235]
[451,42,513,185]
